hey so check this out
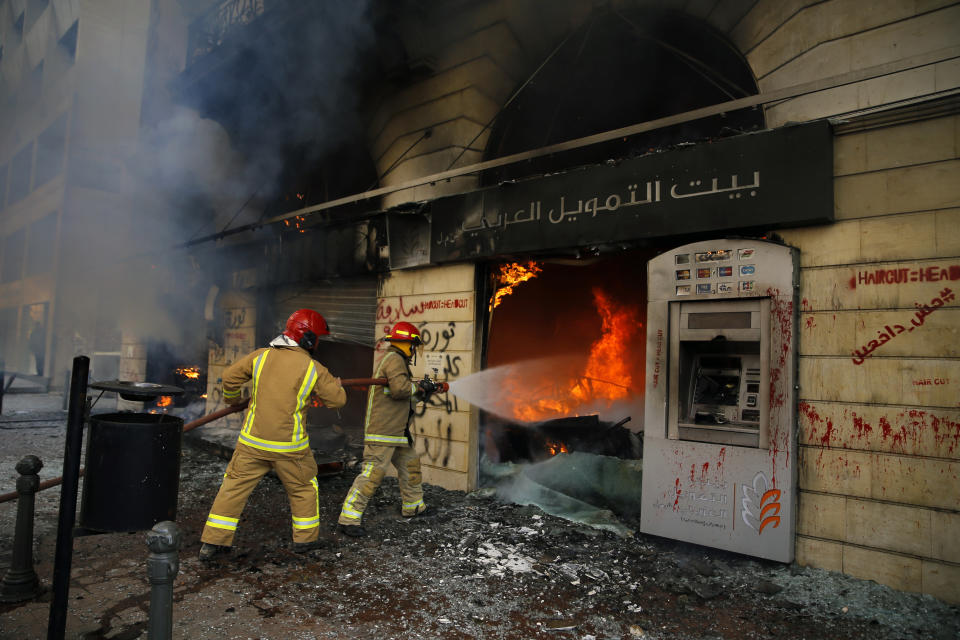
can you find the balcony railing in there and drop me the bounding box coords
[186,0,268,65]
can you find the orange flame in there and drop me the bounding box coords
[175,366,201,379]
[283,215,308,234]
[509,288,642,422]
[157,396,173,408]
[579,289,635,401]
[492,261,542,309]
[545,439,569,456]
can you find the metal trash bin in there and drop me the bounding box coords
[80,381,184,532]
[80,413,183,532]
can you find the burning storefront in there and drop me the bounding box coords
[477,255,651,464]
[157,0,960,604]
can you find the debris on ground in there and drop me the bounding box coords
[1,400,958,639]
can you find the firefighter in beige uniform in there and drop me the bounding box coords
[338,321,443,536]
[199,309,346,559]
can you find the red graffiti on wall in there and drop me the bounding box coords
[852,412,872,439]
[853,265,960,288]
[914,377,950,386]
[852,288,955,365]
[799,403,960,457]
[377,296,471,323]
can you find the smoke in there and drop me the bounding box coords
[47,0,378,370]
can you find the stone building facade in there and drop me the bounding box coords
[331,0,960,602]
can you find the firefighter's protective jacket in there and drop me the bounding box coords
[364,346,419,447]
[222,342,346,459]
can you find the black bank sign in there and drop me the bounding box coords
[429,121,833,263]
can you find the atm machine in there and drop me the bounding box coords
[640,239,798,562]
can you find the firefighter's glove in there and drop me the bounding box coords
[417,378,437,399]
[417,378,449,401]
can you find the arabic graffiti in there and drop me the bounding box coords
[224,308,247,328]
[854,265,960,288]
[851,287,955,365]
[413,392,458,417]
[437,171,761,248]
[442,354,462,378]
[418,321,456,353]
[377,296,471,324]
[208,341,226,365]
[420,417,453,468]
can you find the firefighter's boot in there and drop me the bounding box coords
[338,524,367,537]
[293,539,324,554]
[199,543,230,561]
[402,503,428,518]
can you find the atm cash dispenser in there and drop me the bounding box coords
[640,239,798,562]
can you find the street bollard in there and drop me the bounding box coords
[146,521,181,640]
[0,456,44,602]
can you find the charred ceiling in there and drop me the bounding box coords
[482,7,764,185]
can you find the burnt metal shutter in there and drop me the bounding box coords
[274,278,377,346]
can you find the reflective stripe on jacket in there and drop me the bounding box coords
[223,345,346,458]
[363,347,418,446]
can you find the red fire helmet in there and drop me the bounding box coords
[383,321,422,344]
[284,309,329,350]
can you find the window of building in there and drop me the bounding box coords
[35,113,66,187]
[1,227,26,283]
[58,20,77,59]
[7,143,33,205]
[25,211,56,276]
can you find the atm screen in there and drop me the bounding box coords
[685,354,760,427]
[693,373,739,406]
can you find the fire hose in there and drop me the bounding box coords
[0,376,448,503]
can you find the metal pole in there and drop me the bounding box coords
[47,355,89,640]
[61,368,71,411]
[146,522,181,640]
[0,456,43,602]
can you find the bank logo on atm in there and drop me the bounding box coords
[741,472,781,535]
